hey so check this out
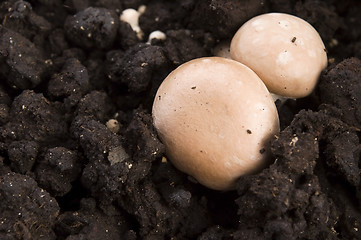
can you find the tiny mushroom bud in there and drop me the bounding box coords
[147,30,167,44]
[230,13,327,98]
[120,8,144,40]
[152,57,280,190]
[106,119,120,133]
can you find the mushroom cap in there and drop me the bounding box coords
[230,13,327,98]
[152,57,280,190]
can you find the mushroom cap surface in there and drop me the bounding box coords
[152,57,280,190]
[230,13,327,98]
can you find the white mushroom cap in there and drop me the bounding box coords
[106,119,120,133]
[152,57,280,190]
[147,30,167,44]
[120,8,144,39]
[230,13,327,98]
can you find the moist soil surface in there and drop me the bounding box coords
[0,0,361,239]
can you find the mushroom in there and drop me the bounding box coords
[230,13,327,98]
[147,30,167,44]
[152,57,280,190]
[106,119,120,134]
[120,6,146,40]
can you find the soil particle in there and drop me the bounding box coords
[323,129,360,186]
[0,86,11,106]
[70,114,121,165]
[48,28,69,56]
[48,58,90,109]
[75,90,115,122]
[35,147,81,196]
[0,90,67,143]
[235,110,347,239]
[188,0,268,39]
[8,140,38,174]
[54,198,127,239]
[0,86,11,125]
[63,0,123,13]
[70,113,133,207]
[268,0,292,13]
[0,103,9,126]
[118,20,140,49]
[163,29,213,65]
[123,109,164,161]
[269,109,360,239]
[106,43,169,93]
[293,0,341,43]
[64,7,119,49]
[139,0,193,37]
[117,109,212,238]
[0,26,47,90]
[0,172,59,240]
[1,0,52,46]
[319,57,361,129]
[48,58,90,98]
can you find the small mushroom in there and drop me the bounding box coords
[106,119,120,133]
[230,13,327,98]
[152,57,280,190]
[120,7,145,40]
[147,30,167,44]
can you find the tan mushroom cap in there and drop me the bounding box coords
[230,13,327,98]
[152,57,280,190]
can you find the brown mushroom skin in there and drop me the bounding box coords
[230,13,327,98]
[152,57,280,190]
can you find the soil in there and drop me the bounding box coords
[0,0,361,239]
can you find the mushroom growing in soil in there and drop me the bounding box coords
[230,13,328,98]
[152,57,280,190]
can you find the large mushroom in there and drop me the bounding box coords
[152,57,280,190]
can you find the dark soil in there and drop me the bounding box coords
[0,0,361,239]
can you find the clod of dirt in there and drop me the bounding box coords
[234,109,361,239]
[48,28,69,56]
[163,29,212,65]
[0,90,67,143]
[35,147,82,196]
[0,103,9,126]
[188,0,268,39]
[71,114,121,165]
[8,140,38,174]
[294,0,340,43]
[319,57,361,129]
[118,20,140,49]
[64,7,119,49]
[55,198,128,239]
[139,1,192,37]
[75,90,115,122]
[0,172,59,239]
[1,0,52,46]
[0,86,11,125]
[0,26,47,90]
[106,43,169,93]
[48,58,90,99]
